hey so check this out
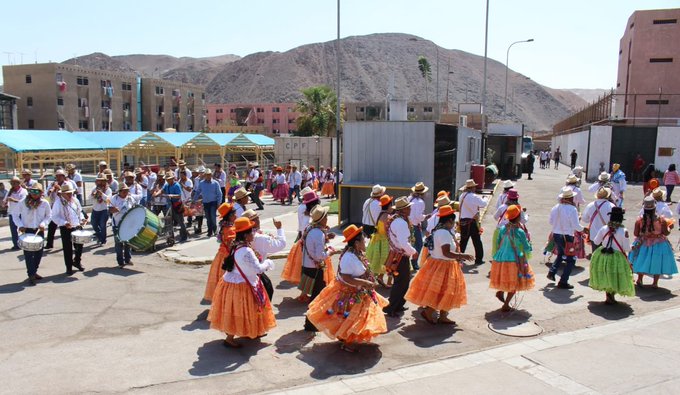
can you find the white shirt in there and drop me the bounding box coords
[109,194,136,225]
[408,196,426,226]
[549,203,583,235]
[213,170,227,188]
[592,226,631,253]
[496,191,509,210]
[275,174,286,185]
[47,180,76,206]
[639,201,674,219]
[459,191,487,219]
[51,197,84,227]
[252,229,286,261]
[430,228,455,260]
[5,187,27,216]
[174,168,192,180]
[147,172,157,192]
[70,172,83,195]
[108,179,119,194]
[136,175,149,192]
[13,198,51,229]
[288,171,302,187]
[234,203,246,218]
[582,199,615,232]
[426,207,440,234]
[301,170,312,187]
[493,204,528,228]
[388,216,417,256]
[179,178,193,202]
[248,168,262,183]
[90,187,112,212]
[223,246,273,287]
[297,203,310,232]
[127,182,144,204]
[361,197,382,227]
[302,227,329,268]
[339,252,367,277]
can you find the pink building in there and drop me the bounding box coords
[616,8,680,120]
[206,102,300,136]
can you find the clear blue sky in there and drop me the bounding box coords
[0,0,677,89]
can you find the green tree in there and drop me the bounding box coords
[417,56,432,102]
[294,85,343,137]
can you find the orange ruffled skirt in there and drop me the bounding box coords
[489,260,536,292]
[208,281,276,338]
[281,240,303,284]
[419,246,430,267]
[405,257,467,311]
[321,181,335,196]
[204,247,227,301]
[306,281,388,343]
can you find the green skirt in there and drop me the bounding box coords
[366,233,389,275]
[589,247,635,297]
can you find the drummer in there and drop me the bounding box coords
[51,184,87,275]
[90,176,112,247]
[123,171,144,204]
[14,183,51,285]
[110,184,136,268]
[154,172,188,243]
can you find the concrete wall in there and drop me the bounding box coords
[587,126,612,179]
[274,136,334,170]
[655,126,680,171]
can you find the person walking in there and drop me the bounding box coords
[527,151,535,180]
[408,182,429,271]
[362,184,386,238]
[13,183,51,285]
[458,179,487,265]
[90,176,112,246]
[51,184,87,275]
[248,162,265,211]
[582,187,615,256]
[663,164,680,203]
[383,197,418,317]
[5,176,27,250]
[610,164,627,207]
[632,154,645,183]
[553,148,562,170]
[547,187,584,289]
[570,149,578,169]
[213,163,227,204]
[287,165,302,204]
[155,173,187,243]
[109,184,135,268]
[194,169,223,238]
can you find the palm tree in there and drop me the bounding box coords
[418,56,432,102]
[295,85,343,137]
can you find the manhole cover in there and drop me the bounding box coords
[487,311,543,337]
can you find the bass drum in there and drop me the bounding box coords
[117,205,161,251]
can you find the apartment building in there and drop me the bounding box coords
[206,102,299,136]
[140,78,206,132]
[345,101,445,122]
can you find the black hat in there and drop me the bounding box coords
[608,206,625,222]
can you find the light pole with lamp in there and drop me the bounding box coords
[335,0,341,197]
[504,38,534,114]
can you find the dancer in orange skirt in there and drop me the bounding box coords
[203,202,237,301]
[490,205,535,312]
[281,191,320,299]
[208,217,276,348]
[306,225,388,352]
[406,206,474,325]
[321,168,335,198]
[421,193,454,267]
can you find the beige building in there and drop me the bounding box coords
[345,101,446,122]
[2,63,206,132]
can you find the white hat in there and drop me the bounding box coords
[558,187,575,199]
[502,180,515,189]
[598,172,611,182]
[99,161,107,166]
[566,174,579,184]
[459,179,478,191]
[393,196,413,211]
[371,184,386,197]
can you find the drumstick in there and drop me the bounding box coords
[199,158,207,167]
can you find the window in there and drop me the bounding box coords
[356,106,364,112]
[123,102,131,111]
[101,100,111,108]
[172,106,179,114]
[172,89,180,97]
[121,82,132,91]
[155,86,164,95]
[216,108,224,114]
[79,120,89,129]
[56,73,63,83]
[653,19,677,24]
[28,119,35,129]
[423,106,433,113]
[25,75,32,83]
[408,107,415,112]
[57,97,64,106]
[58,120,65,129]
[256,108,264,113]
[27,97,33,107]
[157,105,164,115]
[77,76,89,86]
[272,107,280,113]
[78,98,87,107]
[272,119,279,124]
[650,58,673,63]
[288,119,295,124]
[257,118,264,124]
[201,93,205,100]
[646,99,669,105]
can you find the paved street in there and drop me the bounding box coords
[1,167,679,394]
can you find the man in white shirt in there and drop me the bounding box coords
[5,176,28,250]
[458,179,487,265]
[134,168,149,206]
[301,166,313,189]
[45,170,76,249]
[51,184,86,275]
[145,166,157,207]
[561,174,587,210]
[104,169,119,195]
[90,176,112,246]
[384,197,418,317]
[123,171,144,204]
[20,168,38,189]
[65,164,84,205]
[362,184,386,238]
[548,187,584,289]
[408,182,429,271]
[287,165,303,205]
[174,160,192,181]
[110,184,136,268]
[582,187,615,255]
[14,183,51,284]
[248,162,265,210]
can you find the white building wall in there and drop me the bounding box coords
[655,127,680,173]
[456,126,482,191]
[587,126,612,179]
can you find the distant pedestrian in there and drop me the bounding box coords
[553,148,562,169]
[527,151,535,180]
[570,149,578,169]
[632,154,645,183]
[663,164,680,203]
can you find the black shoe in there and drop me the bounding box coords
[557,282,574,289]
[475,260,485,266]
[73,263,85,272]
[207,232,213,238]
[256,207,264,211]
[65,269,74,276]
[547,272,556,281]
[12,246,20,251]
[27,276,37,286]
[34,274,43,280]
[396,306,408,312]
[117,264,125,269]
[125,261,134,266]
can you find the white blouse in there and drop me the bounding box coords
[339,252,367,277]
[223,246,273,287]
[430,228,455,260]
[591,226,631,253]
[297,203,309,232]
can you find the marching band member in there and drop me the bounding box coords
[51,184,86,275]
[5,176,27,250]
[109,184,135,268]
[45,170,76,249]
[14,183,51,285]
[90,176,112,246]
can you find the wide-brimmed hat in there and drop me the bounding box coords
[21,168,32,175]
[301,165,308,171]
[393,196,412,211]
[566,174,579,184]
[434,195,451,207]
[124,171,135,178]
[164,172,175,180]
[177,160,186,166]
[438,205,456,218]
[505,205,521,220]
[652,188,664,200]
[55,169,66,177]
[506,189,519,200]
[234,188,251,200]
[302,191,319,204]
[65,164,75,171]
[310,205,329,223]
[29,183,43,192]
[197,166,206,173]
[204,168,213,175]
[234,217,255,233]
[371,184,386,197]
[134,168,143,174]
[558,187,575,199]
[218,202,233,218]
[276,166,283,172]
[300,186,313,196]
[502,180,515,189]
[59,184,74,194]
[118,184,130,192]
[643,196,656,210]
[103,169,113,175]
[411,182,429,194]
[95,176,107,182]
[242,209,259,220]
[608,206,625,222]
[99,161,107,166]
[596,187,611,199]
[342,224,363,243]
[459,179,477,191]
[380,194,393,207]
[598,172,610,182]
[251,162,260,168]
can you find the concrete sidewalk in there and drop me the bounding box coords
[277,305,680,394]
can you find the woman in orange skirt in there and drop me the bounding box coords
[406,206,474,325]
[282,191,320,301]
[306,225,388,352]
[321,168,335,198]
[490,205,535,312]
[204,202,237,302]
[208,217,276,348]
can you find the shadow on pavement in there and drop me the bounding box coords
[275,282,296,290]
[636,286,677,302]
[189,338,269,377]
[0,281,26,294]
[92,246,116,256]
[83,267,143,278]
[587,301,634,320]
[274,329,315,354]
[275,297,308,320]
[182,309,211,331]
[541,285,584,305]
[296,342,382,379]
[398,310,462,348]
[484,309,532,327]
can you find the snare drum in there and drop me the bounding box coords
[19,234,44,251]
[72,229,94,244]
[117,205,161,251]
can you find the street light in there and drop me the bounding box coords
[504,38,534,114]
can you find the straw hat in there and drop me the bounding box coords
[251,162,260,168]
[438,205,456,218]
[197,166,206,174]
[234,217,255,233]
[379,194,393,207]
[164,172,175,180]
[459,179,477,191]
[134,168,143,174]
[177,160,186,166]
[217,202,233,218]
[124,171,135,178]
[21,168,32,175]
[596,187,611,199]
[598,172,610,182]
[558,187,575,199]
[234,188,251,200]
[242,209,259,220]
[59,184,75,194]
[411,182,429,194]
[434,195,451,207]
[99,161,107,166]
[371,184,386,198]
[95,175,107,182]
[505,205,521,220]
[302,191,319,204]
[566,174,579,184]
[300,186,313,196]
[204,168,213,175]
[29,183,43,192]
[342,224,363,243]
[10,176,20,183]
[502,180,515,189]
[506,189,519,200]
[103,169,113,175]
[118,184,130,192]
[643,196,656,210]
[65,164,75,171]
[652,188,664,200]
[310,205,329,223]
[393,196,412,211]
[55,169,66,177]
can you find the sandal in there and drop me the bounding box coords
[222,339,242,348]
[495,291,505,303]
[340,343,357,353]
[420,310,437,325]
[438,316,457,325]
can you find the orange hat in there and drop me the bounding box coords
[649,179,659,190]
[438,205,456,218]
[234,217,255,234]
[217,202,233,218]
[436,190,450,198]
[505,205,521,220]
[342,224,363,243]
[276,166,283,172]
[379,194,392,207]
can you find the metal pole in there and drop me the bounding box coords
[504,39,533,114]
[481,0,489,162]
[335,0,341,193]
[435,45,439,121]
